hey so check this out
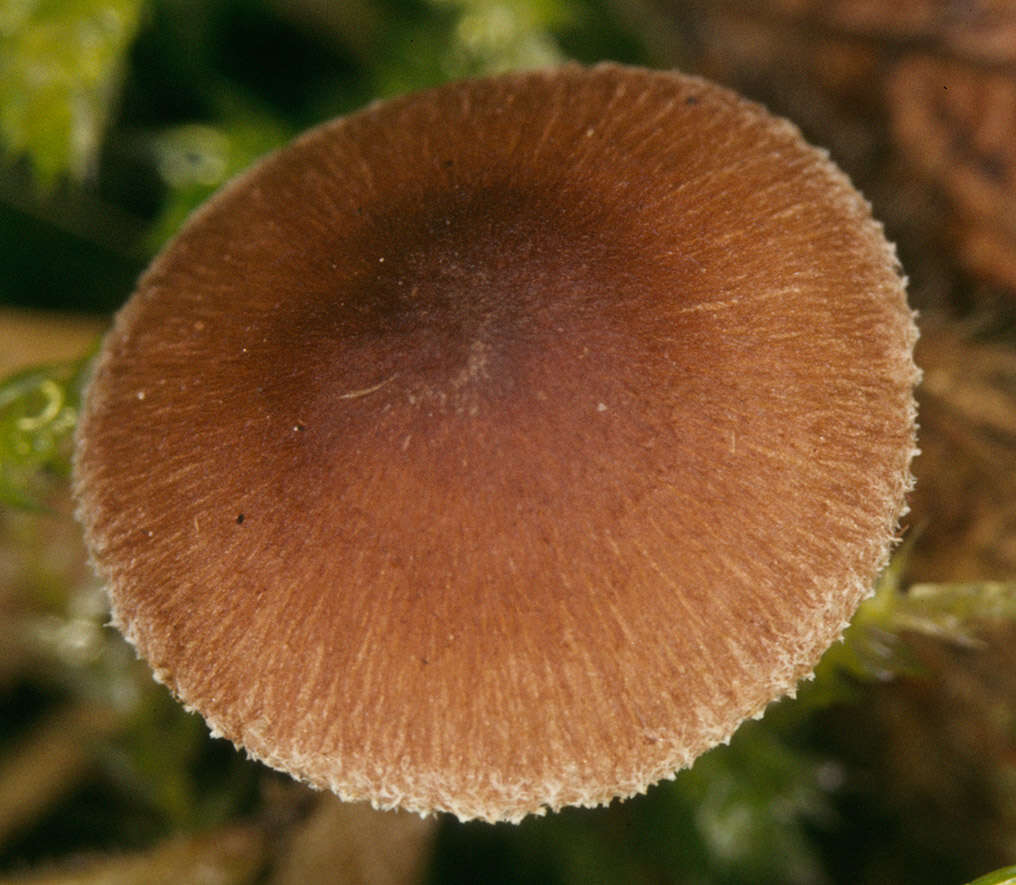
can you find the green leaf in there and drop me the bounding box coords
[0,0,144,184]
[0,350,95,508]
[890,581,1016,646]
[965,866,1016,885]
[431,0,567,76]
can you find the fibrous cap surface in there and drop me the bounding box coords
[74,63,919,823]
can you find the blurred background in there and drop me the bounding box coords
[1,1,1015,882]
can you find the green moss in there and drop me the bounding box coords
[0,351,95,508]
[0,0,144,185]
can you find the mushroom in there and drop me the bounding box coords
[73,63,919,823]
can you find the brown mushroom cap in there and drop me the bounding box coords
[73,63,918,823]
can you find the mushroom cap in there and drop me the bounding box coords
[73,63,918,823]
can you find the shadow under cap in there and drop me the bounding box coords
[73,62,919,823]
